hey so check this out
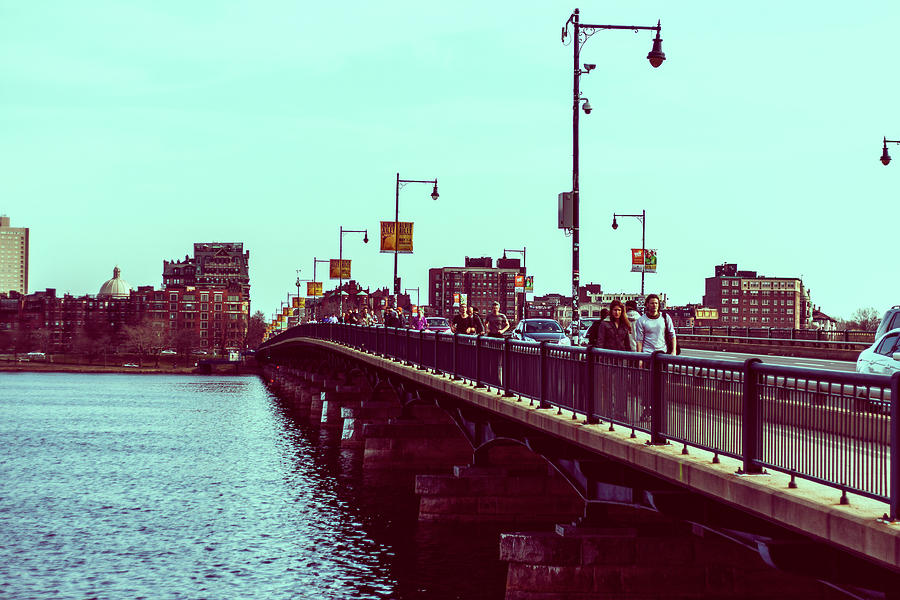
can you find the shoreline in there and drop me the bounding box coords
[0,361,261,376]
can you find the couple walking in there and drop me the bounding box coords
[586,295,676,355]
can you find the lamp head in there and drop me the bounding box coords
[647,25,665,68]
[882,138,891,166]
[584,63,596,72]
[582,99,592,114]
[611,216,618,230]
[363,231,369,244]
[431,182,439,200]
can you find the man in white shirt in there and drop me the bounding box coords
[635,294,676,354]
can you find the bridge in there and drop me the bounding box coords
[259,324,900,599]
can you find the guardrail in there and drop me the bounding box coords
[676,326,875,344]
[260,324,899,519]
[676,333,869,352]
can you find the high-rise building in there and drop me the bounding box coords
[0,216,29,294]
[702,263,812,328]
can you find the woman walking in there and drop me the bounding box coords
[598,299,634,421]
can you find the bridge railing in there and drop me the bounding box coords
[262,323,899,518]
[676,326,875,344]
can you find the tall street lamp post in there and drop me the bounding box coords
[502,247,527,320]
[611,210,646,297]
[394,173,439,295]
[339,227,368,316]
[881,137,900,165]
[562,8,664,334]
[295,269,301,307]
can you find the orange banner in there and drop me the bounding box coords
[380,221,414,254]
[329,259,351,279]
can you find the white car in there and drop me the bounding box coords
[856,327,900,375]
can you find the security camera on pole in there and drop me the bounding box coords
[559,8,665,339]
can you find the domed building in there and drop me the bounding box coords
[98,266,132,298]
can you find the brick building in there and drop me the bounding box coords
[428,256,523,320]
[161,243,251,349]
[702,263,812,329]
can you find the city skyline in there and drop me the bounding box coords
[2,1,898,321]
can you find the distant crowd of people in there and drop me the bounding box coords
[308,293,676,356]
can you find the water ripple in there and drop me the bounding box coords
[0,372,505,599]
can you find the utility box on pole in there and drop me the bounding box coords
[558,192,573,229]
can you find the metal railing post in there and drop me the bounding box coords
[539,341,550,409]
[741,357,764,474]
[404,327,412,365]
[474,335,484,388]
[433,332,442,375]
[503,337,514,397]
[417,329,426,370]
[452,333,461,380]
[891,372,900,520]
[585,347,598,424]
[648,351,666,445]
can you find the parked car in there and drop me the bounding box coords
[425,317,451,333]
[875,306,900,339]
[123,363,139,368]
[566,318,602,346]
[160,349,177,355]
[856,327,900,376]
[511,319,570,345]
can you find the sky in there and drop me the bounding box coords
[2,1,898,322]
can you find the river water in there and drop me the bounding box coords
[0,373,507,599]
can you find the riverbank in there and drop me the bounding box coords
[0,360,260,376]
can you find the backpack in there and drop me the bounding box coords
[663,313,680,355]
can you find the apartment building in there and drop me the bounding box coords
[0,215,28,295]
[702,263,811,328]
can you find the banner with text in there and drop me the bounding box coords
[329,259,351,279]
[631,249,658,273]
[380,221,414,254]
[515,274,525,293]
[307,281,323,296]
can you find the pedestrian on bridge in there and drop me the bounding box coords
[635,294,676,355]
[467,306,484,335]
[451,304,472,334]
[485,302,510,338]
[411,307,428,331]
[599,300,634,351]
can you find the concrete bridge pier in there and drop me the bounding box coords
[360,404,473,490]
[415,444,584,526]
[293,379,321,421]
[500,517,837,599]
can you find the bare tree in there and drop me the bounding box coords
[172,327,201,366]
[123,321,168,367]
[246,310,266,348]
[840,307,881,331]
